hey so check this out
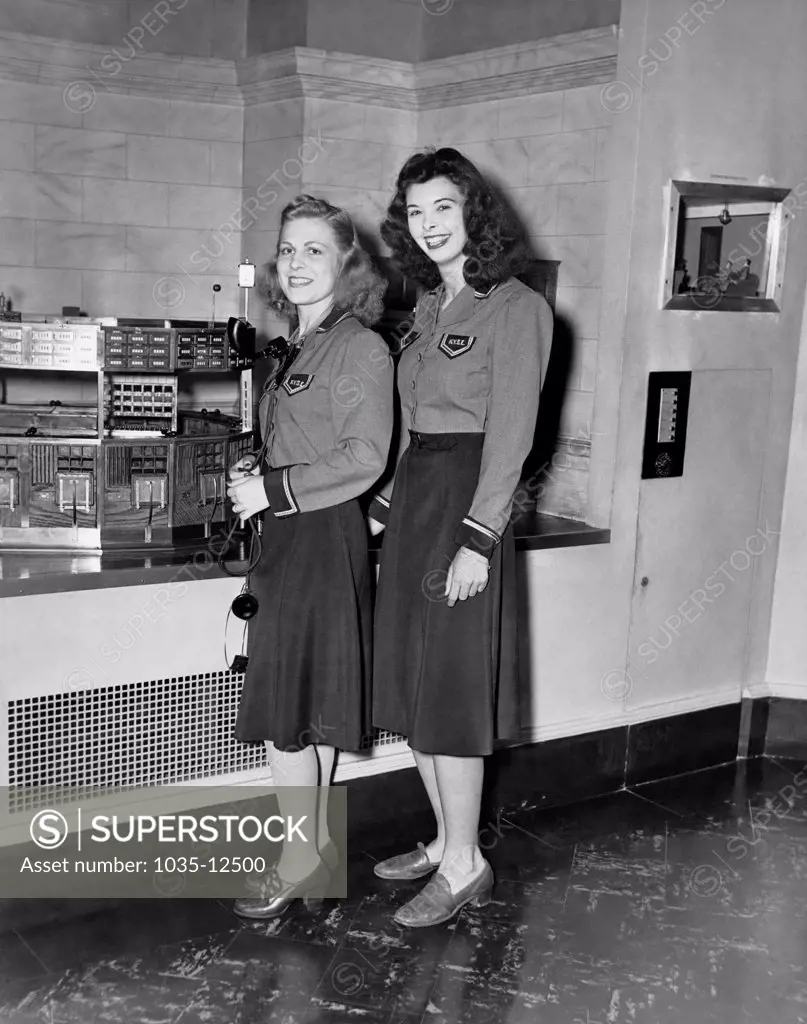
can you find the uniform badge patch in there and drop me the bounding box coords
[282,373,314,396]
[438,333,477,359]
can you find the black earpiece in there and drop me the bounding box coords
[226,316,257,360]
[231,591,259,621]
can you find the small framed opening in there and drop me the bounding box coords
[662,181,792,312]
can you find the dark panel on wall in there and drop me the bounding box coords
[307,0,422,63]
[419,0,621,61]
[0,0,248,59]
[247,0,308,56]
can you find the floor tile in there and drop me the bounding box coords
[3,759,807,1024]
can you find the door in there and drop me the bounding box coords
[625,369,772,711]
[698,226,723,280]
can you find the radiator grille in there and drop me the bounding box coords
[7,674,404,815]
[32,444,56,485]
[105,445,131,487]
[7,671,259,814]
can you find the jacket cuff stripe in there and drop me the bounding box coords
[369,495,390,526]
[277,468,299,517]
[453,517,500,557]
[463,516,500,543]
[264,467,299,517]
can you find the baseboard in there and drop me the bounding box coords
[339,699,748,829]
[518,686,743,746]
[763,681,807,700]
[762,696,807,760]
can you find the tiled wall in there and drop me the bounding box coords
[0,29,613,521]
[242,95,417,337]
[301,98,417,247]
[419,84,611,518]
[0,79,244,320]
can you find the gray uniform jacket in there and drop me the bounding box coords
[260,308,394,516]
[370,278,553,555]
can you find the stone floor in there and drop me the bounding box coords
[2,756,807,1023]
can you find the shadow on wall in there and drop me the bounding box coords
[492,186,574,494]
[522,311,573,487]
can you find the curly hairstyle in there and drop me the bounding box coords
[380,147,530,292]
[262,195,387,327]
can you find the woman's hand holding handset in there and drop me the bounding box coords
[445,546,489,607]
[227,457,268,520]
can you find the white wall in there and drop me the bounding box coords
[0,33,244,321]
[767,273,807,697]
[5,2,807,771]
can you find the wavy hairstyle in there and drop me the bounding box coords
[263,195,387,327]
[380,148,529,292]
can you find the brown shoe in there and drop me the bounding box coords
[373,842,438,880]
[392,862,494,928]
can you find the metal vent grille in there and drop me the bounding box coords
[105,445,131,486]
[7,675,405,815]
[7,671,261,815]
[361,729,402,750]
[32,444,56,484]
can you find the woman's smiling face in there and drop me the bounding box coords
[405,176,467,271]
[276,217,340,308]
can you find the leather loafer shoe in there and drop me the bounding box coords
[373,842,438,880]
[393,861,494,928]
[233,861,330,921]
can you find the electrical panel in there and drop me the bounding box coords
[642,371,692,479]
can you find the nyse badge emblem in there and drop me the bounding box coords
[282,373,314,396]
[438,333,477,359]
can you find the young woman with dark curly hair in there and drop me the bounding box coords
[227,195,393,920]
[368,149,553,928]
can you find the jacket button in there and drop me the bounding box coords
[417,353,423,362]
[410,380,416,389]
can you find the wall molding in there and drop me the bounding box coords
[0,26,617,110]
[0,30,240,105]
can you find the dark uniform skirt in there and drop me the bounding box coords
[234,500,372,752]
[373,432,520,756]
